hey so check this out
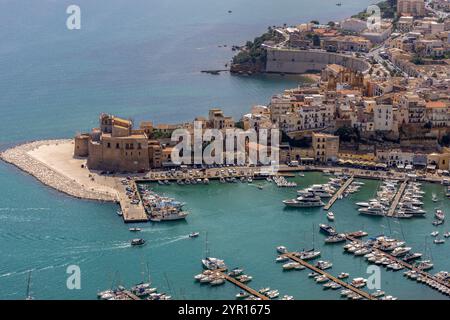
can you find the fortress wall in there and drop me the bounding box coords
[265,48,370,74]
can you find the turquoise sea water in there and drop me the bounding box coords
[2,0,448,300]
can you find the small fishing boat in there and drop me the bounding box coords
[431,231,439,237]
[338,272,349,279]
[131,238,146,246]
[129,227,141,232]
[444,232,450,238]
[189,232,200,238]
[117,209,123,216]
[434,238,445,244]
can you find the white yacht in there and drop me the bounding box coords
[297,184,333,198]
[276,246,288,254]
[327,211,335,221]
[202,257,227,271]
[435,209,445,221]
[358,204,385,216]
[283,194,324,208]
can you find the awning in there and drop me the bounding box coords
[405,165,413,170]
[427,165,437,170]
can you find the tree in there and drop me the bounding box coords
[310,20,320,25]
[327,21,336,27]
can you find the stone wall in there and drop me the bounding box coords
[265,48,370,74]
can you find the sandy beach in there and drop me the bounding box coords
[0,140,118,202]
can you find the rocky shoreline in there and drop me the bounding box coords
[0,140,117,202]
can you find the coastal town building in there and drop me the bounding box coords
[397,0,426,17]
[312,132,339,163]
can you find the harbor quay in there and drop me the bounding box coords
[2,137,450,224]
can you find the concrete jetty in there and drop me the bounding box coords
[324,176,354,210]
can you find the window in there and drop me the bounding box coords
[116,143,120,149]
[107,142,111,148]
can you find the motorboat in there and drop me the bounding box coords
[283,262,300,271]
[189,232,200,238]
[236,291,249,299]
[210,278,225,286]
[283,194,324,208]
[338,272,349,279]
[258,287,271,294]
[358,205,385,216]
[131,238,146,246]
[350,278,367,288]
[414,260,433,271]
[276,246,288,254]
[325,234,346,243]
[372,290,385,298]
[315,260,333,270]
[434,238,445,244]
[202,257,227,270]
[295,249,321,260]
[319,224,336,236]
[327,212,335,221]
[275,255,289,263]
[228,268,244,277]
[431,231,439,237]
[236,274,252,283]
[129,227,141,232]
[281,295,294,300]
[435,209,445,221]
[315,275,329,283]
[266,290,279,299]
[402,252,422,262]
[391,246,412,257]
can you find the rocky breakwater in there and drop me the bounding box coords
[0,140,117,202]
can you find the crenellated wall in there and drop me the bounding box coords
[265,48,370,74]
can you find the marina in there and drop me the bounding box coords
[282,252,376,300]
[324,176,354,210]
[387,180,409,217]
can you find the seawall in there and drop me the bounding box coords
[265,48,371,74]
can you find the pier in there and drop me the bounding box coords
[212,270,269,300]
[122,290,141,300]
[115,179,148,223]
[346,235,450,292]
[386,180,408,217]
[283,252,375,300]
[324,176,354,210]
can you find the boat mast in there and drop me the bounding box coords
[204,231,209,258]
[146,262,151,284]
[25,271,33,300]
